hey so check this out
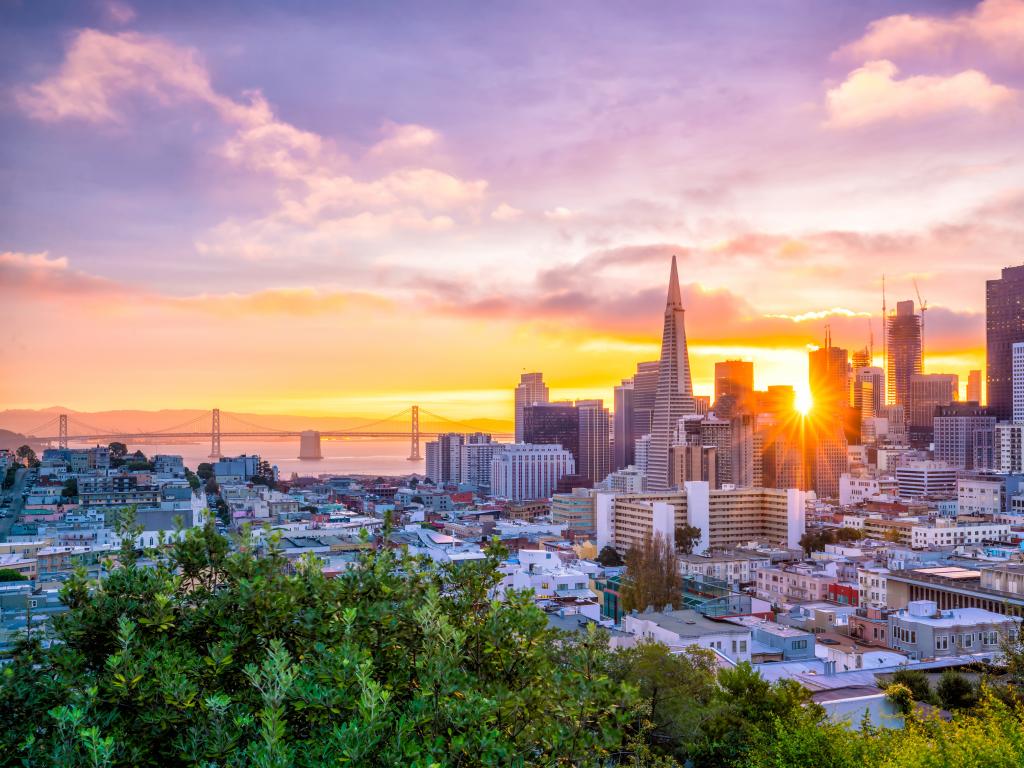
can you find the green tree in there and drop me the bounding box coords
[61,478,78,498]
[936,670,978,712]
[196,462,215,481]
[620,531,681,614]
[597,545,625,567]
[888,668,935,705]
[674,524,702,555]
[15,444,37,466]
[2,465,17,489]
[107,442,128,459]
[0,568,28,582]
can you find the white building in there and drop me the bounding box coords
[995,423,1024,474]
[603,465,646,494]
[490,444,575,502]
[857,565,890,609]
[958,476,1004,517]
[839,474,898,506]
[621,608,752,662]
[1014,341,1024,424]
[595,483,805,555]
[909,520,1011,549]
[460,440,503,493]
[895,461,957,498]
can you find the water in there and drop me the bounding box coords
[68,438,424,478]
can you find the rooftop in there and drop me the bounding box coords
[629,608,748,638]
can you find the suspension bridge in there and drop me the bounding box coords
[22,407,511,461]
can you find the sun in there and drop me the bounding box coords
[794,388,813,416]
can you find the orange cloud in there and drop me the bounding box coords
[836,0,1024,62]
[825,60,1015,128]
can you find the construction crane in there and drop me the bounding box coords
[913,278,928,372]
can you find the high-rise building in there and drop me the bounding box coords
[851,347,871,372]
[514,372,549,442]
[986,265,1024,421]
[577,399,611,485]
[631,360,659,446]
[756,386,796,419]
[460,436,501,494]
[809,422,849,500]
[853,366,884,425]
[700,417,732,488]
[648,256,696,490]
[714,360,753,412]
[994,423,1024,473]
[669,444,716,488]
[967,369,983,405]
[887,300,923,410]
[731,413,757,488]
[809,332,849,415]
[613,379,635,470]
[426,432,493,486]
[490,444,575,502]
[908,374,958,446]
[1014,342,1024,424]
[934,403,996,471]
[635,434,651,475]
[522,402,579,466]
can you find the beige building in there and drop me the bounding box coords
[595,483,805,555]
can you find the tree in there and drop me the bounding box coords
[883,528,903,544]
[936,670,978,711]
[15,444,37,466]
[2,466,17,489]
[597,545,625,567]
[674,524,701,555]
[620,531,681,613]
[0,521,642,767]
[888,668,934,704]
[108,442,128,459]
[205,476,220,496]
[215,497,231,526]
[196,462,215,481]
[0,568,28,582]
[61,478,78,498]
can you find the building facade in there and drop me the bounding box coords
[986,265,1024,422]
[514,372,549,443]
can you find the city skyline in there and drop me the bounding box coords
[3,1,1024,417]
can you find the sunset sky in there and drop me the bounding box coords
[2,0,1023,420]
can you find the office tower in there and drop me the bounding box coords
[967,369,983,405]
[809,422,849,500]
[674,414,704,446]
[851,347,871,372]
[853,366,884,420]
[907,373,958,445]
[613,379,635,470]
[934,403,996,470]
[700,417,732,487]
[693,395,711,416]
[635,434,651,474]
[490,444,575,502]
[808,332,849,414]
[669,444,716,487]
[756,385,796,419]
[424,442,440,483]
[878,405,907,446]
[631,360,660,445]
[714,360,753,411]
[648,256,696,490]
[762,433,804,491]
[887,300,923,409]
[1015,342,1024,423]
[576,399,611,485]
[994,423,1024,473]
[731,413,757,488]
[460,435,500,494]
[522,402,579,465]
[987,265,1024,421]
[514,372,549,442]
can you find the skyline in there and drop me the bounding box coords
[3,1,1024,417]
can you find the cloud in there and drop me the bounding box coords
[16,29,488,256]
[0,251,118,298]
[162,287,393,317]
[836,0,1024,62]
[544,206,574,220]
[369,121,439,156]
[825,60,1015,128]
[101,1,137,25]
[490,203,523,221]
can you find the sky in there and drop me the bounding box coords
[1,0,1023,420]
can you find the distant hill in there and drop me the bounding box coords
[0,408,513,437]
[0,429,42,453]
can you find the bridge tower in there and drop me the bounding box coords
[408,405,422,461]
[58,414,68,450]
[209,408,222,459]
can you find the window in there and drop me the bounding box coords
[792,639,807,650]
[739,641,747,653]
[985,631,999,645]
[935,635,948,651]
[962,633,973,648]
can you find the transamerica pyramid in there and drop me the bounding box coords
[646,255,696,490]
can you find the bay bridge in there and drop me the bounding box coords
[24,406,512,461]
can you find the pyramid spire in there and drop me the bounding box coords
[666,253,682,308]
